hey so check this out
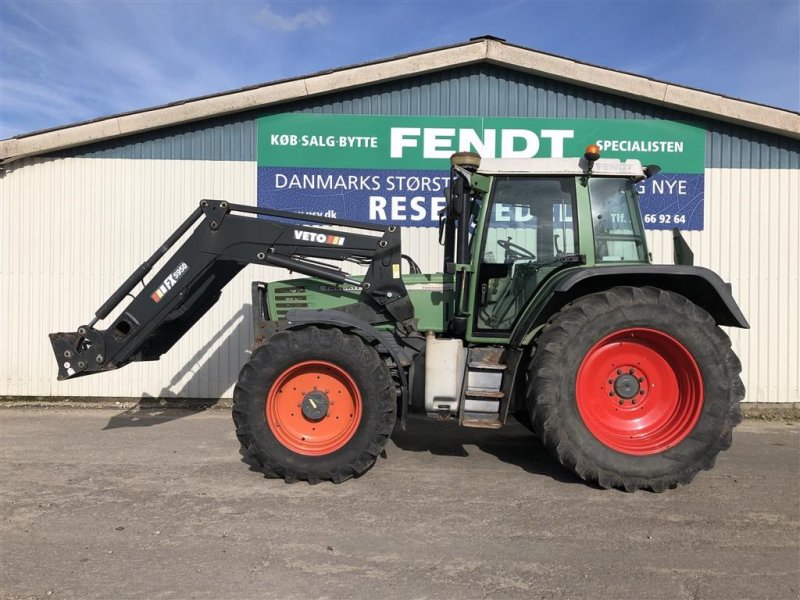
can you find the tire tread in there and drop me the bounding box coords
[527,286,744,492]
[232,327,395,484]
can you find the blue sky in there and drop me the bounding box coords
[1,0,798,139]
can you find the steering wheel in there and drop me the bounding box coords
[497,237,536,262]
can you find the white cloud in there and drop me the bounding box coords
[254,3,331,32]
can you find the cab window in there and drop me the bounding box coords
[588,178,646,262]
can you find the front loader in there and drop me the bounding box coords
[50,145,748,491]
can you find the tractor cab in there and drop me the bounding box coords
[441,147,653,340]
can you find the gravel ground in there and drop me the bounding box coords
[1,407,798,600]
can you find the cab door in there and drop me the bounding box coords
[469,176,579,338]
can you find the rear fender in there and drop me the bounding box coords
[511,265,749,347]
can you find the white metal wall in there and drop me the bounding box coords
[0,158,797,401]
[646,167,800,403]
[0,157,442,399]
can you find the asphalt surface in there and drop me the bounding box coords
[1,407,798,600]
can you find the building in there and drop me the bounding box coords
[1,37,798,403]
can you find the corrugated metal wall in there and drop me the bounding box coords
[3,64,798,401]
[646,168,800,402]
[1,158,257,398]
[66,65,799,169]
[0,157,444,398]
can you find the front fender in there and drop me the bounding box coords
[280,309,413,429]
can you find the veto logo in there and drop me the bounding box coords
[151,262,189,303]
[293,230,346,246]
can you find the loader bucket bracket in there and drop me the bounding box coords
[49,329,108,380]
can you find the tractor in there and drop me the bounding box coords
[50,145,747,491]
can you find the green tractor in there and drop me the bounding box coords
[50,146,747,491]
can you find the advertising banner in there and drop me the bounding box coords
[257,114,706,230]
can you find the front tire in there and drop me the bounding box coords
[527,286,744,492]
[233,327,395,483]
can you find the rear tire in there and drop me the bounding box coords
[526,286,744,492]
[233,327,395,483]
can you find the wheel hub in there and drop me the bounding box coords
[301,390,330,420]
[603,366,648,407]
[613,371,642,399]
[609,367,647,400]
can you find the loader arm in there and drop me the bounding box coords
[49,200,414,380]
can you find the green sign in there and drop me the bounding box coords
[258,114,704,173]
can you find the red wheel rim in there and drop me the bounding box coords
[576,328,703,455]
[267,361,362,456]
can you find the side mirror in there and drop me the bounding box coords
[644,164,661,178]
[672,228,694,266]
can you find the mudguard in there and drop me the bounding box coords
[511,265,749,346]
[278,309,415,429]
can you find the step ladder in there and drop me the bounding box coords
[461,349,506,429]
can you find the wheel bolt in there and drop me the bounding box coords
[639,390,645,395]
[617,369,622,375]
[631,399,637,405]
[609,391,614,397]
[629,368,635,375]
[618,400,624,405]
[638,377,645,383]
[608,379,613,384]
